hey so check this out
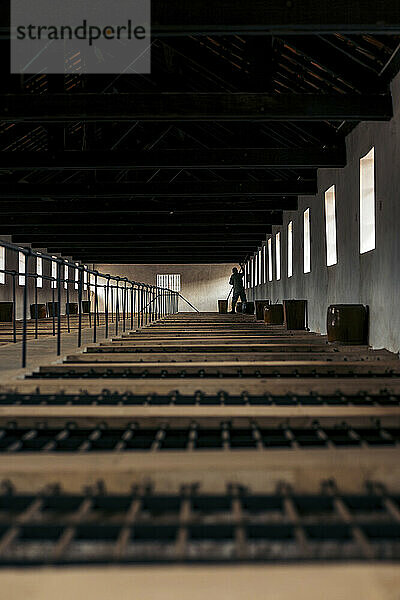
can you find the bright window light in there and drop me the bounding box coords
[0,246,5,285]
[64,264,68,290]
[256,252,260,285]
[263,244,267,283]
[258,248,262,285]
[325,185,337,266]
[74,263,79,290]
[51,257,58,288]
[83,267,88,291]
[36,256,43,288]
[156,274,181,292]
[89,273,96,293]
[18,251,26,286]
[360,147,375,254]
[304,208,311,273]
[275,232,281,280]
[268,238,273,281]
[287,221,293,278]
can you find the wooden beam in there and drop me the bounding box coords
[45,243,266,252]
[2,1,400,38]
[150,1,400,36]
[0,93,392,122]
[0,198,298,213]
[0,447,399,495]
[18,232,271,244]
[0,211,283,227]
[0,182,315,197]
[0,148,345,170]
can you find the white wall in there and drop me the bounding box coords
[94,264,235,312]
[249,71,400,353]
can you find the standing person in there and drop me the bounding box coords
[229,264,247,314]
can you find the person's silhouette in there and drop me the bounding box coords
[229,265,247,313]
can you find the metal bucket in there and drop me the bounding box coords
[255,300,270,320]
[66,302,79,315]
[284,299,307,330]
[218,300,228,314]
[82,300,91,314]
[47,302,59,317]
[0,302,13,322]
[264,304,284,325]
[242,301,255,315]
[327,304,368,344]
[30,303,47,320]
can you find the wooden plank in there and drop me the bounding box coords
[89,344,360,353]
[0,405,399,425]
[2,565,400,600]
[39,360,400,376]
[2,377,400,395]
[65,351,397,363]
[0,447,399,494]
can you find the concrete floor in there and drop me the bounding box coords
[0,317,138,381]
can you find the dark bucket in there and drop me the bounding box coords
[264,304,284,325]
[327,304,368,345]
[284,300,307,330]
[30,303,47,320]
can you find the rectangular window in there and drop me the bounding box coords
[263,244,267,284]
[51,257,57,288]
[83,267,88,291]
[36,256,43,288]
[254,253,258,287]
[258,248,262,285]
[156,274,181,292]
[74,263,79,290]
[275,232,281,281]
[64,264,69,290]
[325,185,337,266]
[244,263,248,289]
[304,208,311,273]
[0,246,5,285]
[89,273,96,294]
[268,237,273,282]
[287,221,293,278]
[360,147,375,254]
[18,251,26,286]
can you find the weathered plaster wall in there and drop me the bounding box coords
[94,264,235,312]
[250,71,400,353]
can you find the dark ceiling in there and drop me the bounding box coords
[1,2,400,263]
